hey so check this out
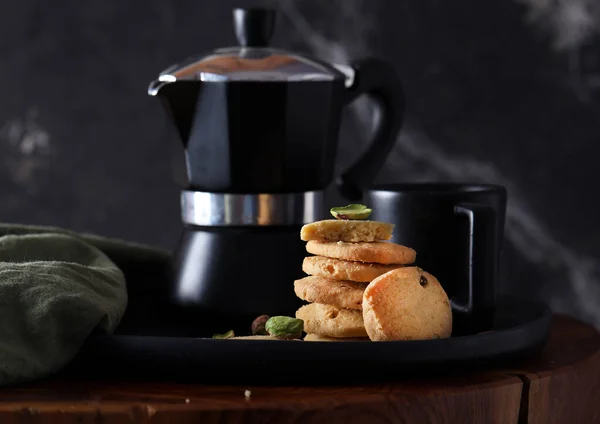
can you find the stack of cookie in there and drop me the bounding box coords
[294,219,417,341]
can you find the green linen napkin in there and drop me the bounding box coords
[0,223,158,386]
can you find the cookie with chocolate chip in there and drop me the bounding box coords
[362,267,452,341]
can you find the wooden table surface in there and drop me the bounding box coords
[0,314,598,424]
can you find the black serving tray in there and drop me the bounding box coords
[66,295,551,385]
[56,242,552,384]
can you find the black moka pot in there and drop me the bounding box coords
[149,8,404,331]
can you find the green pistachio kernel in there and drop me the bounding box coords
[330,204,372,220]
[265,316,304,339]
[212,330,235,339]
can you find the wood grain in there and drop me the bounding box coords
[0,315,597,424]
[516,316,600,424]
[0,375,522,424]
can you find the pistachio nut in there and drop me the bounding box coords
[330,204,372,220]
[265,316,304,339]
[251,314,270,335]
[212,329,235,339]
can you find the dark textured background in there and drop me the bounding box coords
[1,0,599,326]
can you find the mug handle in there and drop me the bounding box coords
[337,58,405,201]
[452,203,498,314]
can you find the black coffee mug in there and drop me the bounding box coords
[366,183,507,335]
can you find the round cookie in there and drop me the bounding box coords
[362,267,452,341]
[296,303,368,338]
[306,240,416,265]
[300,219,394,242]
[303,256,404,283]
[304,333,369,342]
[294,275,366,310]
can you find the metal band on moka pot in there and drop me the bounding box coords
[180,190,324,226]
